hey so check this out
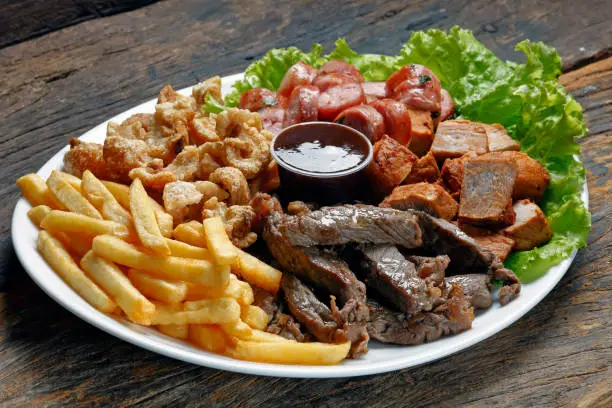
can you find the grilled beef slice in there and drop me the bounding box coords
[446,274,492,309]
[355,245,448,314]
[367,283,474,345]
[263,212,369,356]
[406,255,450,286]
[279,205,422,248]
[252,286,311,342]
[281,275,350,344]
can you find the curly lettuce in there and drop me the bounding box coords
[226,27,590,281]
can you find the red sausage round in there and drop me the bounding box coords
[319,60,364,82]
[386,64,442,112]
[439,88,454,121]
[318,83,366,121]
[362,82,387,102]
[277,61,318,97]
[334,105,385,142]
[239,88,278,112]
[369,99,412,146]
[312,72,358,91]
[283,85,320,127]
[259,107,285,135]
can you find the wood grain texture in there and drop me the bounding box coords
[0,1,611,407]
[0,0,159,48]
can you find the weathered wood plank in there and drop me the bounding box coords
[0,0,159,48]
[0,2,610,406]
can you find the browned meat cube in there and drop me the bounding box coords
[458,157,517,227]
[470,234,516,261]
[431,120,488,161]
[503,199,552,250]
[406,108,434,157]
[403,151,440,184]
[483,123,520,152]
[440,152,478,196]
[381,183,458,221]
[478,152,550,201]
[367,135,418,194]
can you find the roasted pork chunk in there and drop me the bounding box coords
[431,120,488,161]
[503,199,552,250]
[406,108,435,156]
[403,151,440,184]
[483,123,520,152]
[380,183,458,221]
[440,152,478,197]
[367,135,418,194]
[458,157,517,227]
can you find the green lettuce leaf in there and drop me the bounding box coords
[226,27,590,281]
[202,93,230,114]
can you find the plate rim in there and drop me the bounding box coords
[10,72,588,378]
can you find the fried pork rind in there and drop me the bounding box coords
[209,167,250,206]
[162,180,229,223]
[130,146,200,190]
[64,139,111,180]
[103,136,155,183]
[192,76,222,106]
[198,109,273,180]
[191,113,220,145]
[203,197,257,249]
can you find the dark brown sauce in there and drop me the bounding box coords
[273,122,370,175]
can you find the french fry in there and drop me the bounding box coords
[241,305,270,331]
[173,221,207,247]
[246,330,292,343]
[57,171,82,190]
[235,249,282,294]
[130,179,170,255]
[164,238,212,260]
[203,217,237,266]
[227,340,351,365]
[81,170,132,225]
[37,231,116,313]
[47,170,102,219]
[52,230,92,258]
[16,173,65,209]
[27,205,52,227]
[127,269,188,304]
[221,319,253,339]
[92,235,228,286]
[150,298,240,325]
[189,325,230,353]
[157,324,189,339]
[184,274,254,305]
[40,210,131,239]
[102,180,173,237]
[80,251,155,325]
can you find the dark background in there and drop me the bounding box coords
[0,1,610,406]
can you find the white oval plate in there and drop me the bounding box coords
[11,73,588,378]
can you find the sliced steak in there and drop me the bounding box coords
[459,157,517,227]
[355,245,435,314]
[281,274,348,344]
[446,274,492,309]
[367,283,474,345]
[406,254,450,286]
[279,205,422,248]
[263,212,369,356]
[253,287,312,342]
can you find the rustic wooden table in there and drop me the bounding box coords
[1,1,610,406]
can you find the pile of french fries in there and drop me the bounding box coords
[16,170,350,365]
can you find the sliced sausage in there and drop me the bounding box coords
[318,83,366,121]
[239,88,278,112]
[283,85,320,127]
[439,88,454,121]
[312,72,358,91]
[362,82,387,102]
[259,107,285,135]
[334,105,385,142]
[278,61,318,97]
[386,64,442,113]
[319,59,364,82]
[369,99,412,145]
